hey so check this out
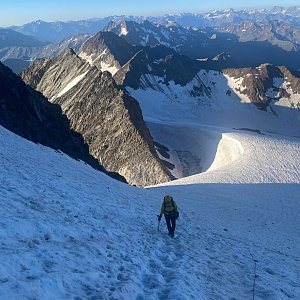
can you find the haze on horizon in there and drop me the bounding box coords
[0,0,299,27]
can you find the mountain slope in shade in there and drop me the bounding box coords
[0,61,109,175]
[216,19,300,52]
[0,28,48,48]
[21,49,173,186]
[77,30,204,88]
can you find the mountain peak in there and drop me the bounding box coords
[78,31,139,72]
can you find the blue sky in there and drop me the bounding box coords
[1,0,299,26]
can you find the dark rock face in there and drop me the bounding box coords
[114,45,202,89]
[0,61,109,174]
[22,49,173,186]
[279,66,300,94]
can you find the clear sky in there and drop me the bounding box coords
[1,0,299,26]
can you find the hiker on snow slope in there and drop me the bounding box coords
[158,195,179,238]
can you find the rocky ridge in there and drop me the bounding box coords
[21,49,173,186]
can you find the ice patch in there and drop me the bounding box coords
[120,26,128,36]
[57,71,89,98]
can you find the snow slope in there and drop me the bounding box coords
[126,70,300,137]
[1,122,300,299]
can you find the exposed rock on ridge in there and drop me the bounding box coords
[224,64,300,107]
[22,49,173,186]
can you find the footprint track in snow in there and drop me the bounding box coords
[140,231,185,298]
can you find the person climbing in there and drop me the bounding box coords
[158,195,179,238]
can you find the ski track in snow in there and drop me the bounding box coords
[0,122,300,300]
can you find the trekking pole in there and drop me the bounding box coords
[157,215,161,231]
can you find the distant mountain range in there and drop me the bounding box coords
[0,28,48,48]
[104,19,300,70]
[1,6,300,73]
[9,19,113,43]
[0,33,92,72]
[7,6,300,42]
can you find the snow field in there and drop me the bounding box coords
[0,125,299,299]
[0,126,202,299]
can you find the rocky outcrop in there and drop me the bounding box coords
[224,64,300,107]
[22,49,173,186]
[279,66,300,94]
